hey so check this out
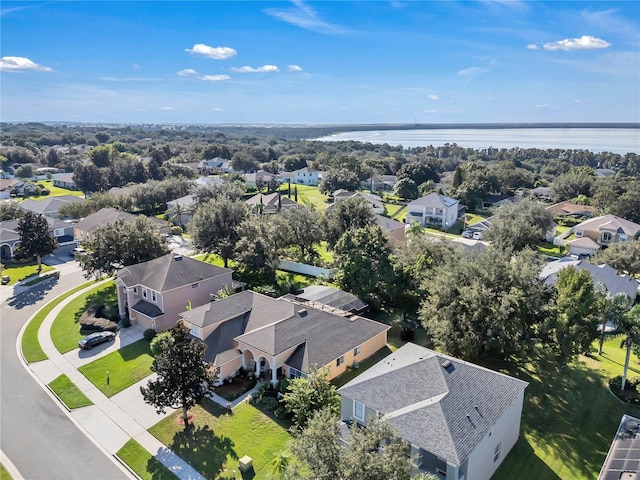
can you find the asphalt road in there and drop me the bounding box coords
[0,266,129,480]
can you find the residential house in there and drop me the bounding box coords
[243,170,279,189]
[108,185,137,197]
[598,414,640,480]
[279,167,320,186]
[0,179,24,199]
[21,195,84,218]
[595,168,616,177]
[361,175,398,193]
[200,157,232,175]
[565,237,602,257]
[540,257,639,302]
[245,192,299,214]
[573,215,640,247]
[73,207,172,243]
[481,194,518,210]
[406,193,462,229]
[179,290,389,386]
[546,201,596,219]
[374,214,407,246]
[339,343,528,480]
[330,191,385,215]
[52,172,78,190]
[527,186,553,202]
[166,194,196,226]
[115,253,236,332]
[0,217,74,258]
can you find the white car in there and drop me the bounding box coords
[70,247,86,257]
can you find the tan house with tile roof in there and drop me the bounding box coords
[574,215,640,247]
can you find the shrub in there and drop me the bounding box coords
[79,304,118,332]
[609,376,640,405]
[120,316,131,328]
[143,328,157,340]
[170,226,183,235]
[150,331,172,356]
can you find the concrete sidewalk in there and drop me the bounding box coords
[22,279,207,480]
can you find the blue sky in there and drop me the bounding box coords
[1,1,638,124]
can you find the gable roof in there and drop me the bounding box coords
[0,220,20,243]
[567,237,601,249]
[74,207,170,234]
[182,290,388,373]
[21,195,84,216]
[374,214,406,233]
[575,215,640,237]
[338,343,527,466]
[540,257,639,300]
[0,179,23,191]
[407,192,459,209]
[245,192,299,209]
[117,253,232,293]
[546,201,596,217]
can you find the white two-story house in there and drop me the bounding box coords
[406,193,462,229]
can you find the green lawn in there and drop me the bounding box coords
[0,463,13,480]
[22,280,96,363]
[537,242,565,258]
[384,203,407,221]
[149,400,291,480]
[493,338,640,480]
[332,346,394,388]
[51,282,116,353]
[1,262,54,286]
[555,225,571,235]
[33,180,84,199]
[284,185,329,210]
[78,339,154,397]
[116,439,178,480]
[48,374,93,409]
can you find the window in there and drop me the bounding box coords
[354,401,364,421]
[493,442,501,463]
[54,228,65,237]
[576,229,583,237]
[336,355,344,367]
[354,346,361,356]
[192,282,199,288]
[133,287,138,294]
[602,232,612,243]
[143,289,147,298]
[190,324,201,338]
[151,291,157,302]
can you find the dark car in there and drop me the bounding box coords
[461,230,474,238]
[78,331,116,350]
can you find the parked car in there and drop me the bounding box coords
[1,275,10,285]
[461,230,474,238]
[78,331,115,350]
[70,247,86,257]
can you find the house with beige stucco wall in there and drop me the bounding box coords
[115,253,237,332]
[179,290,389,386]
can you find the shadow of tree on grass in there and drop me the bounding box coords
[169,425,237,479]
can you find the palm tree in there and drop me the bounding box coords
[597,292,632,355]
[271,450,291,479]
[406,221,424,237]
[619,304,640,391]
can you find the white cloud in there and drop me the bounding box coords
[131,64,140,70]
[212,107,224,112]
[185,44,237,60]
[486,97,496,101]
[425,109,439,113]
[100,76,159,82]
[542,35,611,51]
[199,75,230,82]
[526,44,539,50]
[264,1,348,35]
[574,99,587,103]
[428,94,439,100]
[178,68,198,77]
[536,104,555,109]
[287,65,303,72]
[160,107,174,111]
[457,67,490,79]
[231,65,280,73]
[0,56,53,72]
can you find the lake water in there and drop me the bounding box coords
[314,128,639,155]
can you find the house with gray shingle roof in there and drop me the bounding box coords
[406,193,463,229]
[338,343,527,480]
[245,192,299,214]
[74,207,171,243]
[21,195,84,218]
[115,253,236,332]
[179,290,389,386]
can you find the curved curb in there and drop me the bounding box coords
[14,279,135,480]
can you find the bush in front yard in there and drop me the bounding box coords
[79,304,118,333]
[143,328,157,340]
[150,331,172,356]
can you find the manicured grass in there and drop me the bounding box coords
[51,282,116,354]
[78,339,154,397]
[537,242,565,258]
[33,180,84,198]
[385,203,407,221]
[22,280,96,363]
[116,438,178,480]
[288,185,329,210]
[315,241,334,266]
[149,400,291,479]
[1,262,54,286]
[493,338,640,480]
[48,374,93,409]
[0,464,13,480]
[556,225,571,235]
[465,213,488,226]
